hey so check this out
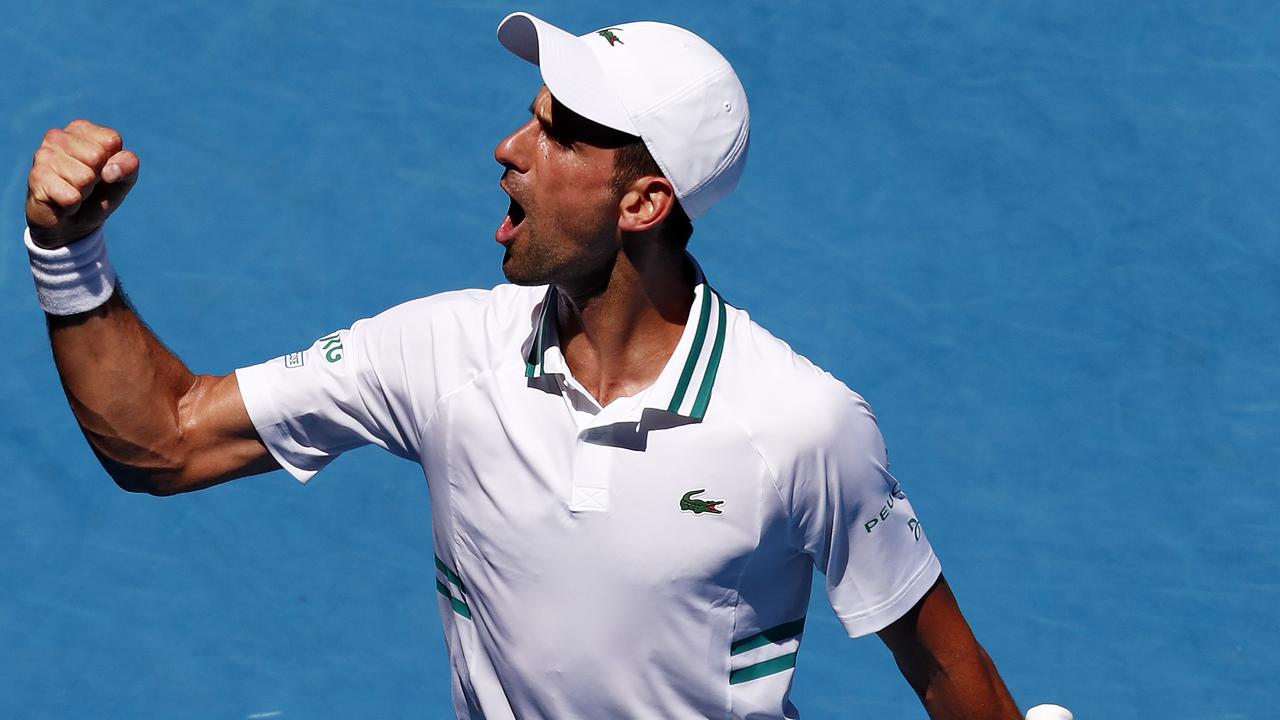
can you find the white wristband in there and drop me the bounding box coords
[25,226,118,316]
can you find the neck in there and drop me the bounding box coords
[556,236,694,407]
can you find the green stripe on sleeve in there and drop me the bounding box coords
[729,652,798,685]
[730,617,807,655]
[667,286,713,413]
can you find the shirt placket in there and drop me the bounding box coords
[561,379,651,514]
[568,430,612,513]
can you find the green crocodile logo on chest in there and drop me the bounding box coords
[680,489,724,515]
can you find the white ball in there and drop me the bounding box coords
[1025,704,1073,720]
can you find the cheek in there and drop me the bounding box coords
[535,146,616,211]
[558,169,618,220]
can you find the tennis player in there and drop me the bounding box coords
[23,12,1020,719]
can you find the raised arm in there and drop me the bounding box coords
[27,119,278,495]
[878,574,1020,720]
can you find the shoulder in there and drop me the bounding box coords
[351,283,546,374]
[358,284,542,344]
[366,283,541,329]
[714,301,884,464]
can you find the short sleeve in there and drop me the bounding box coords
[235,306,423,483]
[784,394,942,637]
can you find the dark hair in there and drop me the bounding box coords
[548,93,692,243]
[611,140,693,245]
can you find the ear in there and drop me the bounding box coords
[617,176,677,234]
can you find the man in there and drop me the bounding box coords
[24,11,1020,719]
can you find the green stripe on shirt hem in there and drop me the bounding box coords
[434,555,466,593]
[729,652,798,684]
[730,617,807,655]
[434,579,472,619]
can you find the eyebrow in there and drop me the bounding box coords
[529,96,637,148]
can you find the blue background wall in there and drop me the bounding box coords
[2,1,1275,717]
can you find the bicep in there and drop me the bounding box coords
[878,574,1017,716]
[165,372,279,494]
[878,575,974,689]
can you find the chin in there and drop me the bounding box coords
[501,250,549,287]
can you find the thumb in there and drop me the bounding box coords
[93,149,141,215]
[101,149,139,185]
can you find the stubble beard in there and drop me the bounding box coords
[500,224,561,286]
[501,211,618,289]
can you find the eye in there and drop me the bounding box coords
[543,122,573,149]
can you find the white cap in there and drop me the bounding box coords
[497,12,750,220]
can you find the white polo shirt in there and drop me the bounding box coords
[235,269,941,719]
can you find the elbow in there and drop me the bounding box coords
[104,463,184,496]
[114,473,182,496]
[75,416,202,495]
[91,448,187,496]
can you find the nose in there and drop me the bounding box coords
[494,118,536,173]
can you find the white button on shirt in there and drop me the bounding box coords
[235,267,941,719]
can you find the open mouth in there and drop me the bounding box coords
[497,195,526,244]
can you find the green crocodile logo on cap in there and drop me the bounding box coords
[680,489,724,515]
[596,28,624,46]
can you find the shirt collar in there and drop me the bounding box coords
[522,260,728,421]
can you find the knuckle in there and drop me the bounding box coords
[33,146,54,165]
[30,172,80,207]
[42,128,65,145]
[70,165,96,187]
[63,186,84,205]
[66,118,91,131]
[85,144,111,167]
[29,182,49,205]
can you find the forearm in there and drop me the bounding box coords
[47,286,202,491]
[914,642,1019,720]
[880,576,1020,720]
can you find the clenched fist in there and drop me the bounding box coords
[26,119,139,249]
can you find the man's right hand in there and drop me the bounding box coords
[26,119,139,249]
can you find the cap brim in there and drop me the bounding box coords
[497,12,639,136]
